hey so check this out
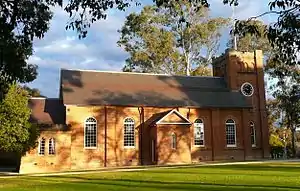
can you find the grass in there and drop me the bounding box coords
[1,162,300,191]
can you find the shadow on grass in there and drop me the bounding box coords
[123,170,287,177]
[47,176,300,191]
[198,164,300,172]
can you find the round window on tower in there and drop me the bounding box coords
[241,82,254,97]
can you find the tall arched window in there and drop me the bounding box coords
[194,119,204,146]
[226,119,236,147]
[38,137,46,155]
[84,117,97,148]
[250,122,256,147]
[49,138,55,155]
[171,133,176,149]
[124,117,135,148]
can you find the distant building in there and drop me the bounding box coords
[20,50,270,173]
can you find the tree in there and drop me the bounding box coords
[227,20,273,56]
[118,2,229,75]
[266,82,300,158]
[275,83,300,157]
[266,98,291,158]
[0,84,39,155]
[0,0,134,99]
[21,85,45,98]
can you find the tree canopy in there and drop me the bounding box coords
[0,0,134,99]
[0,84,39,154]
[227,20,273,56]
[118,2,229,75]
[21,85,45,98]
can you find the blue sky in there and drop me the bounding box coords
[27,0,275,98]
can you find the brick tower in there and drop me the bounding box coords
[213,49,270,158]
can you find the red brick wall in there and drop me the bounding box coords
[225,50,269,158]
[66,106,140,170]
[156,124,191,164]
[19,130,71,173]
[20,105,265,173]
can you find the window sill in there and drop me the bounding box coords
[226,145,237,148]
[194,145,205,148]
[124,146,135,149]
[84,147,97,150]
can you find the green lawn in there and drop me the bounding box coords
[1,162,300,191]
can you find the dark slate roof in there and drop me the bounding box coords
[28,98,66,124]
[60,69,251,108]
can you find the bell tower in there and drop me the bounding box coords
[213,49,269,158]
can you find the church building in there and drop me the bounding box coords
[19,49,270,173]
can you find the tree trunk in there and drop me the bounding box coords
[292,127,296,157]
[0,45,4,101]
[186,55,190,76]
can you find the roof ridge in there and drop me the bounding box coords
[61,68,222,79]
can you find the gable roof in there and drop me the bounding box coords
[60,69,251,108]
[156,109,191,125]
[28,98,66,125]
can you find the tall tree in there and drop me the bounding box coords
[0,0,134,99]
[266,98,291,158]
[21,85,45,98]
[0,84,39,155]
[118,2,229,75]
[227,20,273,56]
[275,82,300,156]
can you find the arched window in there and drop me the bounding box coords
[250,122,256,147]
[226,119,236,147]
[84,117,97,148]
[194,119,204,146]
[124,117,135,148]
[49,138,55,155]
[171,133,176,149]
[38,137,45,155]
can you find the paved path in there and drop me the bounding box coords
[1,159,299,178]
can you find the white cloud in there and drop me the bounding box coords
[28,55,69,68]
[35,36,89,55]
[29,55,122,72]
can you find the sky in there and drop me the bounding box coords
[26,0,275,98]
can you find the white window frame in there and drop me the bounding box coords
[171,133,176,150]
[38,137,46,156]
[48,138,55,155]
[156,109,191,125]
[225,119,237,148]
[84,117,97,149]
[250,121,256,147]
[194,119,205,147]
[124,117,135,149]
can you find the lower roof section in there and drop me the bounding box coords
[28,98,66,125]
